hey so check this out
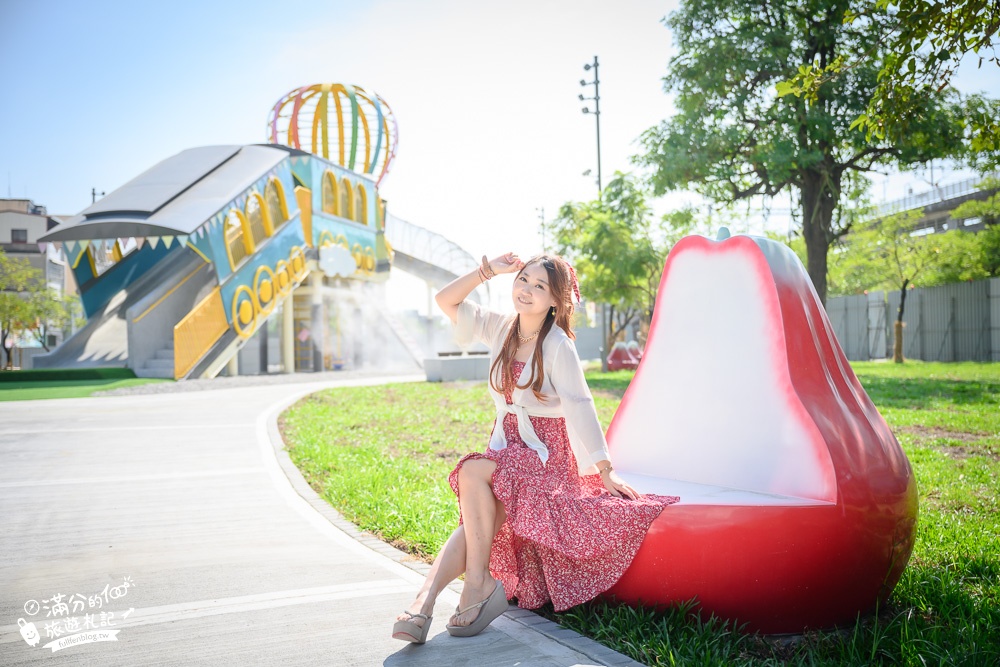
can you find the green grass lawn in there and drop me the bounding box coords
[280,361,1000,666]
[0,378,170,401]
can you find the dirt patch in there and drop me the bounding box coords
[897,425,999,461]
[898,425,984,443]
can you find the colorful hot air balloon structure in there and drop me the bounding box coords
[267,83,399,185]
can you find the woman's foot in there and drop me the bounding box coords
[446,578,507,637]
[449,576,498,627]
[397,591,434,628]
[393,592,436,644]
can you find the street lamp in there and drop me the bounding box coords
[579,56,602,196]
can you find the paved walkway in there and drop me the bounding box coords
[0,375,644,666]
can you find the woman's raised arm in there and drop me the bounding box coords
[435,252,523,324]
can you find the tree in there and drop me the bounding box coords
[833,210,948,362]
[0,249,76,369]
[779,1,1000,156]
[551,173,666,370]
[0,251,37,369]
[637,0,969,305]
[26,291,78,351]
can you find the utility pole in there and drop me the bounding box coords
[536,206,546,253]
[580,56,608,369]
[91,188,105,204]
[579,56,602,196]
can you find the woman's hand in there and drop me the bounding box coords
[488,252,524,275]
[601,468,639,500]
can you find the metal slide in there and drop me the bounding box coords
[32,248,211,369]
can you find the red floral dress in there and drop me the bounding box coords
[449,361,679,611]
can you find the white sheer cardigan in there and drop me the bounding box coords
[455,300,612,475]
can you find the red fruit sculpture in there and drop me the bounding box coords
[604,233,918,634]
[608,341,640,371]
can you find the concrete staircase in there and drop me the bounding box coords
[374,303,425,369]
[137,342,175,379]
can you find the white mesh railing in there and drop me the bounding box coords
[384,213,490,302]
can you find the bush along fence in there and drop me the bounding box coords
[827,277,1000,362]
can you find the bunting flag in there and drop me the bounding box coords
[163,235,175,249]
[149,237,160,249]
[64,240,78,256]
[177,235,188,248]
[135,237,145,249]
[37,242,47,253]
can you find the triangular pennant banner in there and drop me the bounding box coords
[37,242,47,253]
[177,235,188,248]
[149,237,160,249]
[135,237,145,249]
[64,240,78,256]
[162,235,174,249]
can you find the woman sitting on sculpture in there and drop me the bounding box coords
[392,252,678,643]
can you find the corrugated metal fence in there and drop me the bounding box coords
[827,278,1000,362]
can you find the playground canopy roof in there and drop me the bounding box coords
[40,145,288,242]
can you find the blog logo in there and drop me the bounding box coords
[16,575,135,653]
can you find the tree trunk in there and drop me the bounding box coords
[893,279,909,363]
[602,304,613,372]
[1,330,9,370]
[799,168,841,306]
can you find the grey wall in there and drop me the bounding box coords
[828,278,1000,362]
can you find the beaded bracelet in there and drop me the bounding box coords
[481,255,496,279]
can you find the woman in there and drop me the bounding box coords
[392,252,678,643]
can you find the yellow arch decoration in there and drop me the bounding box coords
[224,209,254,270]
[340,178,353,220]
[355,185,368,225]
[245,191,272,242]
[321,170,339,215]
[265,177,289,229]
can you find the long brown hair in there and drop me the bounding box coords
[490,254,576,402]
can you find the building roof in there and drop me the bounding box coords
[40,145,288,242]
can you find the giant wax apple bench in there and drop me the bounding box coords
[602,230,918,634]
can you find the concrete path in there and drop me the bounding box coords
[0,376,644,666]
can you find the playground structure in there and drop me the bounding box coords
[37,84,485,379]
[603,233,918,633]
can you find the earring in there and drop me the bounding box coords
[550,306,556,316]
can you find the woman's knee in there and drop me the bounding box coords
[458,458,496,486]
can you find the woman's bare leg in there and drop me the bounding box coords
[397,460,506,630]
[396,525,467,625]
[450,458,502,627]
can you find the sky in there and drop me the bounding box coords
[2,0,999,312]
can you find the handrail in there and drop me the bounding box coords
[878,173,999,215]
[173,286,228,379]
